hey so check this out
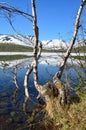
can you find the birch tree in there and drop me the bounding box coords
[0,0,86,117]
[31,0,86,104]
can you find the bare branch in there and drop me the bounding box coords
[6,13,19,33]
[0,2,33,22]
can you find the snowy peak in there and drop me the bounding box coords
[42,39,69,50]
[0,34,34,47]
[0,34,69,50]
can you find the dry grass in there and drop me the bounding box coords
[48,92,86,130]
[26,91,86,130]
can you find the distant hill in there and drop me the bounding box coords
[0,34,34,47]
[0,34,86,52]
[0,34,69,51]
[42,39,69,50]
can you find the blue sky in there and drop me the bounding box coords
[0,0,86,41]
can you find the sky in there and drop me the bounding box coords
[0,0,86,41]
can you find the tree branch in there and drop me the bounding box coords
[55,0,86,79]
[0,2,33,22]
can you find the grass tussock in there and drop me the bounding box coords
[28,91,86,130]
[45,92,86,130]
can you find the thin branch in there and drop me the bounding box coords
[0,2,33,22]
[6,13,19,33]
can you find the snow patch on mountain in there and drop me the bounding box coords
[0,34,70,50]
[42,39,69,50]
[0,34,34,47]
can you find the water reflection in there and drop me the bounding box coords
[0,58,86,129]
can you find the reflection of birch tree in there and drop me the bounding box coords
[2,66,19,89]
[0,0,86,117]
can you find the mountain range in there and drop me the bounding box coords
[0,34,34,47]
[0,34,69,50]
[0,34,85,50]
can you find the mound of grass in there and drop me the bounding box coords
[25,89,86,130]
[47,92,86,130]
[0,43,33,52]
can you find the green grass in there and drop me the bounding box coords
[0,43,66,53]
[0,43,86,54]
[0,43,33,52]
[0,55,32,61]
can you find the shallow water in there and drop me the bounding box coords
[0,63,86,130]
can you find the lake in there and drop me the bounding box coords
[0,58,86,130]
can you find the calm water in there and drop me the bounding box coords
[0,63,86,130]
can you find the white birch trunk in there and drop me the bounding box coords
[23,43,42,98]
[31,0,41,91]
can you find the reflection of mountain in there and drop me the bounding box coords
[0,58,33,69]
[0,53,85,69]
